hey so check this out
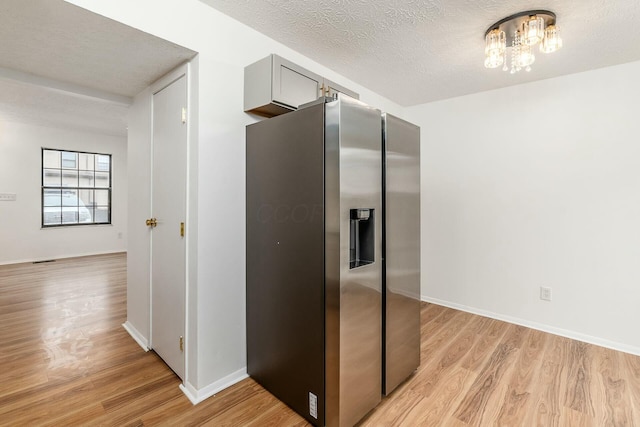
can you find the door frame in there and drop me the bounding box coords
[148,62,193,384]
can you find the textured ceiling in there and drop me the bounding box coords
[199,0,640,106]
[0,0,196,136]
[0,0,196,98]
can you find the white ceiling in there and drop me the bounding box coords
[199,0,640,106]
[0,78,129,137]
[0,0,196,136]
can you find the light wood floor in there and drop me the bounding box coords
[1,253,639,426]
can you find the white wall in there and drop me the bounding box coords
[124,89,152,346]
[406,61,640,355]
[0,121,127,264]
[65,0,407,399]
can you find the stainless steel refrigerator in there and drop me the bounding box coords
[246,95,420,426]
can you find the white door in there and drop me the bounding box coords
[150,71,187,380]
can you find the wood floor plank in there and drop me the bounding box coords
[138,395,193,426]
[593,346,634,426]
[164,379,265,426]
[621,352,640,425]
[496,329,547,426]
[411,315,482,398]
[454,343,514,424]
[419,306,464,348]
[242,397,309,427]
[41,403,106,427]
[0,371,50,400]
[452,324,524,425]
[358,389,422,426]
[421,302,447,323]
[564,340,596,417]
[558,406,596,426]
[404,366,476,426]
[421,310,475,358]
[1,253,640,426]
[196,387,280,426]
[524,334,568,427]
[461,317,510,373]
[0,377,96,424]
[528,359,563,427]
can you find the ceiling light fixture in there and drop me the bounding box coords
[484,10,562,74]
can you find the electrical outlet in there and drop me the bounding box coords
[540,286,552,301]
[0,193,17,201]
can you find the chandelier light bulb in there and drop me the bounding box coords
[517,43,535,68]
[540,25,563,53]
[522,15,545,46]
[484,28,506,68]
[484,53,504,69]
[485,28,506,54]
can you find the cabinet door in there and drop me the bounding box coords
[322,77,359,100]
[272,55,322,109]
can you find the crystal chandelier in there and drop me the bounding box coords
[484,10,563,74]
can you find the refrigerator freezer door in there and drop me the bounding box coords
[325,96,383,426]
[383,113,421,395]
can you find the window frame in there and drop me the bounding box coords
[41,148,113,228]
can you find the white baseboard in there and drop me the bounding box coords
[122,321,149,351]
[0,250,126,266]
[421,295,640,357]
[180,368,249,405]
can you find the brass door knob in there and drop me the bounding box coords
[145,218,157,227]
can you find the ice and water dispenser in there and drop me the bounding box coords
[349,208,375,269]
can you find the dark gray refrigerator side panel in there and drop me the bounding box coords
[325,97,383,427]
[382,113,421,395]
[246,103,326,426]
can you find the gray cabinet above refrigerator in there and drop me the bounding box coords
[244,54,359,117]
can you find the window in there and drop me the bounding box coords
[42,149,112,227]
